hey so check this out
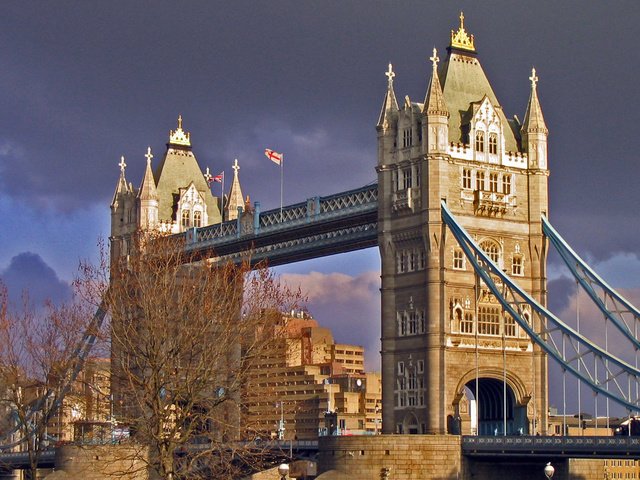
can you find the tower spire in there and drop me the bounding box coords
[522,67,548,134]
[168,114,191,147]
[423,47,449,117]
[137,147,159,229]
[376,63,399,130]
[225,159,244,221]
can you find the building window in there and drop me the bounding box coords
[502,174,512,195]
[403,128,413,148]
[420,250,426,269]
[462,168,472,189]
[418,310,425,334]
[512,255,523,276]
[409,251,416,271]
[480,240,500,264]
[397,361,404,375]
[489,133,498,154]
[402,167,412,190]
[408,312,417,335]
[476,171,485,191]
[181,209,190,228]
[489,172,498,192]
[478,306,500,336]
[504,315,516,337]
[417,360,424,373]
[398,252,407,273]
[398,312,407,336]
[475,131,484,152]
[461,313,474,334]
[193,210,202,228]
[453,249,465,270]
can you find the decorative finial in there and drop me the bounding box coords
[450,11,476,52]
[430,47,440,70]
[169,115,191,146]
[385,63,395,85]
[529,67,539,89]
[145,147,153,166]
[118,156,127,174]
[232,159,240,174]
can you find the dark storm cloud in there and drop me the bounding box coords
[547,276,575,314]
[2,1,639,264]
[1,252,72,306]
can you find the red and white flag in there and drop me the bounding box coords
[265,148,283,166]
[212,172,224,183]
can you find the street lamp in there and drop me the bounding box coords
[544,462,555,479]
[278,463,289,479]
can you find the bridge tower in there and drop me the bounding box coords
[376,14,549,435]
[110,116,223,261]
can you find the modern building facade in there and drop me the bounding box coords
[376,14,549,435]
[245,312,381,440]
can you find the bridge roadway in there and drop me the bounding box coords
[2,436,639,469]
[183,183,379,266]
[462,435,640,459]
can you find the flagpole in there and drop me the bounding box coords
[280,154,284,222]
[221,173,225,224]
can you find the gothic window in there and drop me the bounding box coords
[462,168,472,189]
[419,249,426,270]
[476,171,485,191]
[453,249,465,269]
[502,174,512,195]
[504,314,516,337]
[489,133,498,154]
[397,361,405,375]
[193,210,202,228]
[489,173,498,192]
[512,255,523,276]
[417,122,422,143]
[475,131,485,152]
[403,167,412,190]
[418,310,425,334]
[181,210,190,228]
[398,252,407,273]
[403,128,413,148]
[408,312,417,335]
[417,360,424,373]
[478,306,500,335]
[397,376,406,390]
[408,371,417,390]
[409,251,416,271]
[480,240,500,264]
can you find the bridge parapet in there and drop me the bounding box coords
[190,184,378,248]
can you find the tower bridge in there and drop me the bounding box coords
[10,12,636,479]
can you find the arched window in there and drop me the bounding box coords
[181,210,190,228]
[480,240,500,264]
[475,131,485,152]
[489,133,498,154]
[193,210,202,228]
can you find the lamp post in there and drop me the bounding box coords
[278,463,289,480]
[544,462,555,479]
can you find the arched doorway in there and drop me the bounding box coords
[464,378,528,435]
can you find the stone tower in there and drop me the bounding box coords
[377,14,549,435]
[110,116,223,260]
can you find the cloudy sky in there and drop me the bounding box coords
[1,2,640,409]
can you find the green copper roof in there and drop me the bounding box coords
[440,49,520,152]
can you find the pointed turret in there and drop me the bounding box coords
[225,159,244,221]
[377,63,399,131]
[423,47,449,154]
[521,68,548,170]
[111,156,132,210]
[137,147,159,229]
[110,156,136,262]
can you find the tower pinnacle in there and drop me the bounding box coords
[450,11,476,52]
[145,146,153,166]
[169,115,191,147]
[377,63,399,130]
[119,156,127,175]
[423,47,448,118]
[522,67,547,134]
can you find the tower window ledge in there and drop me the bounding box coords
[473,190,516,216]
[393,188,421,212]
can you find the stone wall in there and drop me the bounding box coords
[318,435,463,479]
[51,445,151,479]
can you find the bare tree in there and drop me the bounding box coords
[102,233,301,479]
[0,275,106,480]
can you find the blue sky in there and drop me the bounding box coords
[2,1,640,409]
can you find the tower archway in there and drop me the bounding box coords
[463,378,529,435]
